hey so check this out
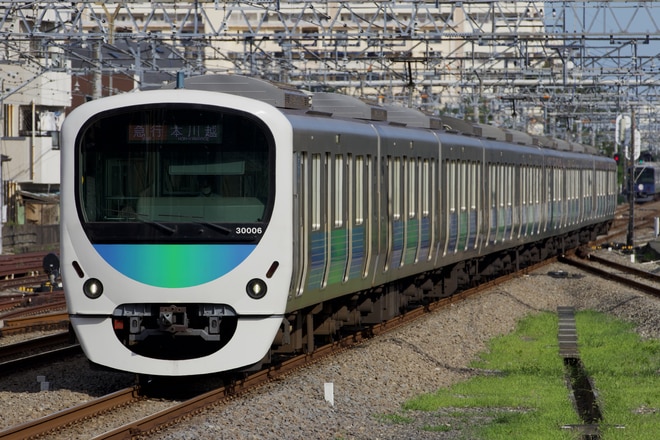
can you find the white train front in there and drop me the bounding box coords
[60,75,617,376]
[61,81,295,376]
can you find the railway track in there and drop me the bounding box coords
[0,251,60,291]
[561,250,660,300]
[1,248,658,439]
[0,291,64,312]
[0,387,143,440]
[2,204,659,439]
[0,332,81,375]
[0,256,559,440]
[0,310,69,336]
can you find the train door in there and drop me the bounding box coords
[595,169,602,218]
[306,153,326,290]
[325,154,349,286]
[487,162,504,245]
[467,161,479,249]
[386,156,404,270]
[457,160,468,251]
[504,164,514,240]
[345,154,371,281]
[546,166,554,231]
[445,159,458,254]
[402,157,419,266]
[520,166,528,238]
[568,167,582,225]
[419,158,435,261]
[492,163,508,243]
[445,158,477,252]
[566,168,573,226]
[524,165,536,237]
[550,167,561,230]
[583,168,593,223]
[533,166,542,234]
[292,152,309,297]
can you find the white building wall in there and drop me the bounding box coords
[1,66,69,185]
[34,138,60,184]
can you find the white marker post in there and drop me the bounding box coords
[324,382,334,406]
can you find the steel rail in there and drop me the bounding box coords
[0,344,82,375]
[93,257,559,440]
[0,220,638,438]
[0,388,141,440]
[0,311,69,336]
[0,332,70,358]
[560,255,660,300]
[1,308,68,325]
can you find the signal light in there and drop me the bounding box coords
[613,153,620,165]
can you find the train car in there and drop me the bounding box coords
[632,162,660,202]
[59,75,617,376]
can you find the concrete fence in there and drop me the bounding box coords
[2,224,59,254]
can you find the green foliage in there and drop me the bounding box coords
[384,311,660,439]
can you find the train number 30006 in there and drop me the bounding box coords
[236,227,263,235]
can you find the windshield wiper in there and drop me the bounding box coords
[196,222,232,235]
[141,219,177,235]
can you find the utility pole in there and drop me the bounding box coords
[627,108,636,248]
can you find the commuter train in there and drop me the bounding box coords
[60,75,617,376]
[631,162,660,202]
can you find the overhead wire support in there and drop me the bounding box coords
[0,1,656,148]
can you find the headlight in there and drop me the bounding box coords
[246,278,267,299]
[83,278,104,299]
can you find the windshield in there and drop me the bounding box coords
[76,103,274,244]
[637,167,656,185]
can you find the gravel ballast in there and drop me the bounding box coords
[1,252,659,439]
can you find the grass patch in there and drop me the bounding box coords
[577,311,660,439]
[383,311,660,439]
[374,413,413,425]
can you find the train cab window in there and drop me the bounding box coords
[76,103,275,243]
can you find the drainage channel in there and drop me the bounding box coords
[557,306,603,440]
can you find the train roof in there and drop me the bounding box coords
[162,74,310,110]
[164,74,601,156]
[311,93,387,121]
[380,104,444,129]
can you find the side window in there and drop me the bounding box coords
[355,155,363,225]
[334,154,343,228]
[311,154,321,231]
[448,160,456,214]
[392,157,401,221]
[422,159,430,217]
[408,157,417,219]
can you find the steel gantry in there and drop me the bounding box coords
[0,1,658,151]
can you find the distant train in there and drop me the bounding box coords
[59,75,617,376]
[631,162,660,202]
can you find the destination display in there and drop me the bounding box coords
[128,124,222,144]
